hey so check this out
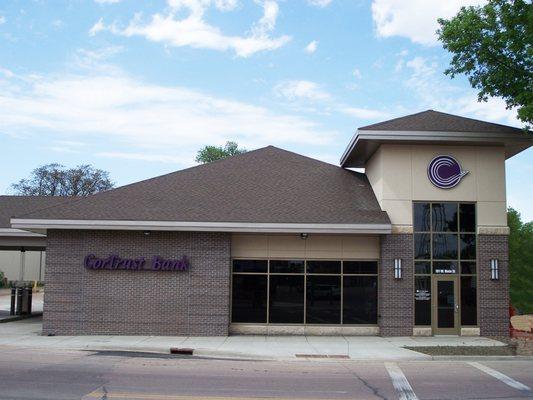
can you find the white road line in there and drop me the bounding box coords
[384,362,419,400]
[468,362,531,392]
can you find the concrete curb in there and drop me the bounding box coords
[2,341,531,362]
[431,355,533,361]
[0,312,43,324]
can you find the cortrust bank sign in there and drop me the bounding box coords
[84,254,190,271]
[427,155,468,189]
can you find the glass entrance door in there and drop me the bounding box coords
[432,277,459,334]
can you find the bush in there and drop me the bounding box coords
[0,271,6,288]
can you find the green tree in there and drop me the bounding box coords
[11,163,114,196]
[195,141,247,164]
[437,0,533,128]
[508,208,533,313]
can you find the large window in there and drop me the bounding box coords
[231,259,377,325]
[413,202,477,326]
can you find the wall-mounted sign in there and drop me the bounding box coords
[427,155,468,189]
[84,254,189,271]
[415,289,430,301]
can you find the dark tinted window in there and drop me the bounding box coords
[343,261,377,274]
[460,234,476,260]
[432,234,458,259]
[437,281,455,328]
[306,260,341,274]
[432,203,458,232]
[413,203,431,232]
[270,260,304,274]
[460,203,476,232]
[306,276,341,324]
[414,233,431,259]
[415,276,431,325]
[232,259,268,273]
[343,276,377,324]
[461,276,477,325]
[231,275,267,323]
[461,261,476,275]
[269,275,304,323]
[415,261,431,274]
[433,261,458,274]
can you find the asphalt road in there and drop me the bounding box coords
[0,347,531,400]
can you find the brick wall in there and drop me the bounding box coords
[43,230,231,336]
[478,234,509,338]
[379,234,414,336]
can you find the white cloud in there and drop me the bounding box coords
[307,0,332,7]
[52,19,63,29]
[274,80,331,101]
[304,40,318,54]
[352,68,362,79]
[213,0,239,11]
[371,0,486,45]
[403,56,520,125]
[0,16,6,25]
[0,65,335,156]
[338,106,390,119]
[0,66,14,78]
[274,79,390,121]
[89,18,105,36]
[94,0,121,4]
[97,0,290,57]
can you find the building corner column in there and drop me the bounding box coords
[379,232,414,336]
[478,234,509,339]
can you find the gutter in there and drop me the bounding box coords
[10,218,392,235]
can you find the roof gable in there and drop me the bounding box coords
[15,146,389,226]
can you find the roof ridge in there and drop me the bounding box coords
[265,145,365,173]
[358,109,525,133]
[358,109,432,130]
[421,109,525,131]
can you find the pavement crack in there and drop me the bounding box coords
[339,362,388,400]
[100,385,108,400]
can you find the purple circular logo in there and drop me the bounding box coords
[427,155,468,189]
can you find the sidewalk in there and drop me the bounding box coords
[0,317,510,361]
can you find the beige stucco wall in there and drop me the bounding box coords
[365,144,507,230]
[231,234,380,259]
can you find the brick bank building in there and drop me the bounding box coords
[10,111,532,338]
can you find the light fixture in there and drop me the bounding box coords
[143,230,151,236]
[300,233,309,240]
[490,259,499,280]
[394,258,402,279]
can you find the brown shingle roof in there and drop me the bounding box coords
[0,196,72,228]
[16,146,389,225]
[359,110,526,134]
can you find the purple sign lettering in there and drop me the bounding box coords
[84,254,190,271]
[427,155,468,189]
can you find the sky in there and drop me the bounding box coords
[0,0,531,221]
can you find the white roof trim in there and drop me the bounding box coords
[10,218,392,234]
[340,129,533,167]
[0,228,46,237]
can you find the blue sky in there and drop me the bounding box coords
[0,0,531,220]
